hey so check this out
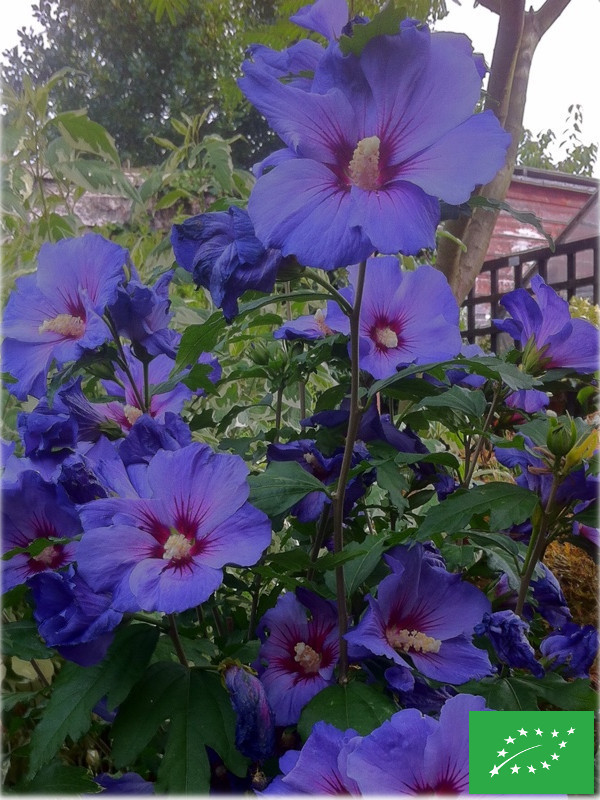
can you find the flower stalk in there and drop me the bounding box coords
[515,470,562,618]
[331,259,367,683]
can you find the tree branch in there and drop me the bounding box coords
[534,0,571,39]
[477,0,502,15]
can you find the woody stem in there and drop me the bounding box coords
[332,259,367,684]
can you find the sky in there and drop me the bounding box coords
[1,0,598,175]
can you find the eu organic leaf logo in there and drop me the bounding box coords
[468,710,594,794]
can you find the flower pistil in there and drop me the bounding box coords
[348,136,381,191]
[294,641,322,673]
[39,313,85,338]
[387,626,442,654]
[162,530,193,562]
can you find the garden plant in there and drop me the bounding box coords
[1,0,598,794]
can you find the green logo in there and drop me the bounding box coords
[469,710,595,794]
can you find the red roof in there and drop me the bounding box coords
[486,167,598,259]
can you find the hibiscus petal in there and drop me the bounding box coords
[248,159,374,269]
[423,694,487,792]
[361,27,483,163]
[290,0,348,41]
[398,110,511,204]
[128,558,223,614]
[346,709,435,794]
[145,445,250,532]
[198,502,271,569]
[411,635,492,683]
[350,181,439,255]
[239,63,358,163]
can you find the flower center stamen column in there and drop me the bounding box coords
[332,259,368,684]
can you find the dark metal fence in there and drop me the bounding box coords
[463,235,599,351]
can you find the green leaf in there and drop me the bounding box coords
[419,386,487,420]
[2,620,54,660]
[238,290,332,316]
[374,459,409,512]
[532,673,597,711]
[202,134,235,194]
[18,763,100,794]
[339,2,408,56]
[36,212,77,241]
[418,483,539,539]
[457,674,597,711]
[113,664,246,794]
[456,676,537,710]
[298,682,396,740]
[154,188,189,210]
[53,110,120,166]
[182,363,219,394]
[175,312,226,368]
[369,356,538,399]
[470,195,555,250]
[343,536,388,597]
[248,461,329,518]
[574,501,597,528]
[27,624,158,777]
[2,690,42,712]
[52,159,140,202]
[392,451,460,470]
[111,661,184,766]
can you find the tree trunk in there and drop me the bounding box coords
[436,0,572,303]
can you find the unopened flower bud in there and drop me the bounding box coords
[223,664,275,762]
[249,342,271,366]
[546,417,577,458]
[275,256,305,282]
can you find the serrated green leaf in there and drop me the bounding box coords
[2,690,42,712]
[2,620,54,660]
[53,111,120,166]
[175,313,227,368]
[457,673,597,711]
[369,356,538,399]
[532,673,597,710]
[52,159,140,202]
[418,482,539,539]
[456,676,537,710]
[27,624,158,777]
[154,188,189,210]
[182,363,219,394]
[343,536,388,597]
[298,682,396,740]
[159,671,247,793]
[470,195,554,250]
[392,451,460,470]
[419,386,487,419]
[113,664,246,794]
[111,660,183,766]
[202,134,235,194]
[18,762,100,794]
[248,460,330,517]
[339,2,408,56]
[374,459,409,512]
[573,501,597,528]
[238,290,331,316]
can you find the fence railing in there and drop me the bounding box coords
[463,235,599,351]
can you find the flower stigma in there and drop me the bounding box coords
[163,530,193,562]
[32,545,60,565]
[387,627,442,654]
[123,404,143,426]
[348,136,381,191]
[314,308,333,336]
[374,326,399,349]
[39,314,85,338]
[294,641,322,673]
